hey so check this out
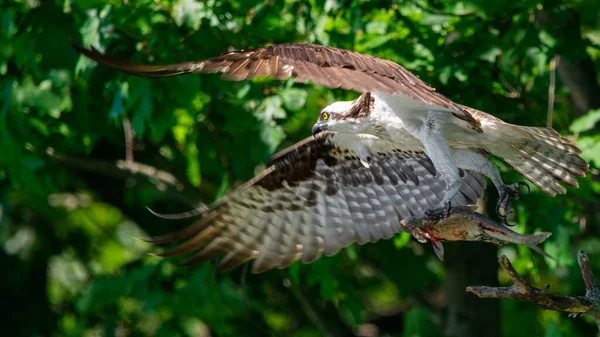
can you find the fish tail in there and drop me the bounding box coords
[524,232,556,261]
[524,232,552,245]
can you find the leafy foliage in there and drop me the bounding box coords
[2,1,600,336]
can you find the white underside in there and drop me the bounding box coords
[370,92,500,149]
[368,92,506,206]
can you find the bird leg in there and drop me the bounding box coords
[417,117,462,220]
[452,149,530,226]
[496,181,530,226]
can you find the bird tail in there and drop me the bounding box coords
[492,124,589,196]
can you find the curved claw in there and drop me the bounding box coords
[517,181,531,200]
[496,207,516,226]
[517,181,530,193]
[444,201,451,216]
[495,198,511,218]
[502,216,516,227]
[495,181,529,226]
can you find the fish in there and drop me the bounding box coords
[400,206,554,261]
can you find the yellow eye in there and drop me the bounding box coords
[322,112,329,120]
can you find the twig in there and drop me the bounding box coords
[122,116,134,162]
[203,101,234,186]
[578,251,600,329]
[547,56,560,128]
[203,117,233,186]
[287,279,335,337]
[467,251,600,329]
[44,148,206,205]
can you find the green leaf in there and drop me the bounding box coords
[359,33,395,50]
[128,78,153,137]
[576,135,600,167]
[186,142,201,187]
[569,109,600,134]
[403,307,440,337]
[539,30,557,49]
[279,88,308,111]
[1,78,13,115]
[544,320,562,337]
[1,9,17,39]
[79,9,102,49]
[174,0,214,30]
[480,47,501,63]
[21,156,44,171]
[260,122,286,153]
[306,259,340,302]
[439,66,452,85]
[109,83,127,120]
[255,96,287,121]
[393,232,412,249]
[13,77,65,117]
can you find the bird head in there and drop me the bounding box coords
[311,93,378,136]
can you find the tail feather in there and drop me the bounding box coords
[505,156,567,196]
[495,125,589,196]
[515,144,582,186]
[520,126,582,155]
[520,132,588,173]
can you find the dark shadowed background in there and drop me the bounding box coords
[2,0,600,336]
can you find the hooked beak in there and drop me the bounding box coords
[312,123,326,136]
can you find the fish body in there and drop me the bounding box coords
[400,207,553,261]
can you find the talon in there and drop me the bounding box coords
[444,201,451,217]
[517,181,530,191]
[496,181,528,226]
[517,181,531,199]
[425,202,452,220]
[502,216,516,227]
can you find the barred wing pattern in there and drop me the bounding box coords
[148,132,486,273]
[73,43,477,123]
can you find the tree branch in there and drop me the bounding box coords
[467,252,600,328]
[122,116,134,163]
[43,148,207,206]
[547,56,559,128]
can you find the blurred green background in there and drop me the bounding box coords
[2,0,600,336]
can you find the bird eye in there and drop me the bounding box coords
[322,112,329,120]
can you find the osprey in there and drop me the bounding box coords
[74,42,588,272]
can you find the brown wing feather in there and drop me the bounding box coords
[145,131,487,273]
[72,42,476,122]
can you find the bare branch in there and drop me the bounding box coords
[122,116,134,162]
[43,148,208,206]
[579,251,597,293]
[547,56,560,128]
[467,252,600,328]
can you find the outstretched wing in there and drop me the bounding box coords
[72,42,471,115]
[147,131,486,273]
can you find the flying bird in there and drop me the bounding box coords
[73,43,589,220]
[73,42,588,271]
